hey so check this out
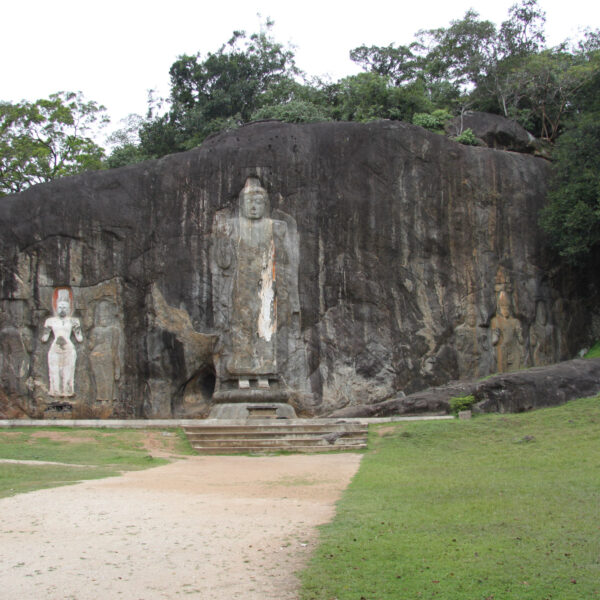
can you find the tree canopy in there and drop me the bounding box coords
[0,92,108,196]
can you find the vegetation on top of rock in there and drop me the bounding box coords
[449,394,477,415]
[453,128,480,146]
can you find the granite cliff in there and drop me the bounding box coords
[0,120,596,418]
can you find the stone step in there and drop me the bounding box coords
[184,421,369,455]
[189,443,368,454]
[183,424,367,434]
[184,430,367,440]
[188,436,367,447]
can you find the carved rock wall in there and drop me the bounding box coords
[0,120,597,417]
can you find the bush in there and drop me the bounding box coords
[454,128,479,145]
[449,394,476,416]
[412,109,453,132]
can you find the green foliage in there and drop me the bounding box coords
[331,72,432,123]
[453,127,479,145]
[105,143,147,169]
[350,43,419,85]
[105,113,149,168]
[540,69,600,264]
[412,108,452,132]
[0,92,108,196]
[136,20,299,158]
[449,394,476,415]
[251,99,331,123]
[584,341,600,358]
[300,397,600,599]
[415,8,499,89]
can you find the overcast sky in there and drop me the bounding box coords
[2,0,598,144]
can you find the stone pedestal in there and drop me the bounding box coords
[208,402,297,419]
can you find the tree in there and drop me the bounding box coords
[349,44,420,85]
[540,70,600,263]
[414,8,498,90]
[0,91,108,196]
[138,20,300,157]
[105,113,147,169]
[329,72,432,123]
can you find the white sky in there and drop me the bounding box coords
[2,0,598,144]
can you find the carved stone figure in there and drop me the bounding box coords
[41,288,83,397]
[0,301,32,395]
[453,303,492,378]
[530,300,556,366]
[89,300,123,401]
[210,176,300,400]
[491,291,524,373]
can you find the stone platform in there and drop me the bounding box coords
[208,402,297,419]
[0,415,452,428]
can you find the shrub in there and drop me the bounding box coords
[454,127,479,146]
[412,109,453,132]
[449,394,476,416]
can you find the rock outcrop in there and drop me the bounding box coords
[445,111,551,157]
[328,358,600,417]
[0,120,597,418]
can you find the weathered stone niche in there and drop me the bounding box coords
[0,120,596,418]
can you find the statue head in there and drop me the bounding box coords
[95,300,115,326]
[239,177,269,220]
[52,287,73,318]
[497,291,512,318]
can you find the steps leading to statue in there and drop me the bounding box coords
[183,421,368,454]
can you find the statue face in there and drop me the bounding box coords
[498,295,511,318]
[57,300,70,318]
[241,189,267,220]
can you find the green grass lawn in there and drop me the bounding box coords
[0,427,193,498]
[585,342,600,358]
[300,397,600,600]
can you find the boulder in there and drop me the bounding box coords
[328,358,600,417]
[0,120,596,418]
[445,111,548,155]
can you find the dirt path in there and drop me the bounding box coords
[0,453,362,599]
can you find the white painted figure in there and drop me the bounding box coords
[41,288,83,397]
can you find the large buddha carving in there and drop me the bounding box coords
[210,177,300,402]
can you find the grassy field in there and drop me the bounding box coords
[0,427,193,498]
[300,397,600,600]
[585,342,600,358]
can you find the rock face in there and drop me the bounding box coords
[0,120,597,418]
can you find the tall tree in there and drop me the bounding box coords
[0,92,107,196]
[540,69,600,263]
[139,20,300,156]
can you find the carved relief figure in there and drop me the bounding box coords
[491,290,524,373]
[530,300,556,366]
[41,288,83,397]
[0,301,33,395]
[453,303,491,378]
[211,177,300,391]
[89,300,123,401]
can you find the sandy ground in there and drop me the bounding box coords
[0,453,362,599]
